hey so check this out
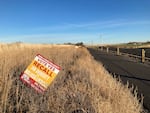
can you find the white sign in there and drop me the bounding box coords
[20,54,61,93]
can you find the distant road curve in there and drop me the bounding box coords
[88,48,150,112]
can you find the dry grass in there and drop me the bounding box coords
[0,43,145,113]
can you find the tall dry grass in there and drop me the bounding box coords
[0,43,145,113]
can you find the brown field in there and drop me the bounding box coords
[0,43,145,113]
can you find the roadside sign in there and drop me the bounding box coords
[20,54,61,93]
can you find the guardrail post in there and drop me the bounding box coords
[142,49,145,63]
[106,47,109,53]
[101,46,103,51]
[117,47,120,55]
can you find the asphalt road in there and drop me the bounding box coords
[88,48,150,112]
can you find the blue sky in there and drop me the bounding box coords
[0,0,150,44]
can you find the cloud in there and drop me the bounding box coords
[0,33,102,44]
[31,19,150,31]
[1,19,150,44]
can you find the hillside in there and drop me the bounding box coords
[0,43,145,113]
[107,41,150,48]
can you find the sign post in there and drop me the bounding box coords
[20,54,61,93]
